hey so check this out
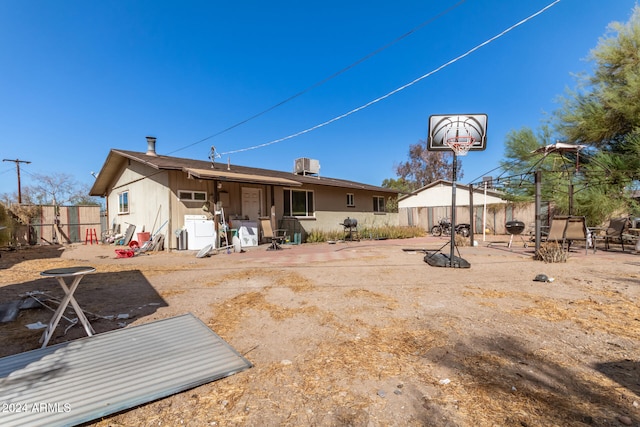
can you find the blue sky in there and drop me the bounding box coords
[0,0,637,198]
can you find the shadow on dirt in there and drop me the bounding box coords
[427,335,638,425]
[0,270,168,357]
[595,359,640,397]
[0,245,65,270]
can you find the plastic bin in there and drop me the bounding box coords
[175,229,187,250]
[137,232,151,244]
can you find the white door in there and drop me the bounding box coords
[241,187,262,220]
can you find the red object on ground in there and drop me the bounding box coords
[115,249,135,258]
[129,240,140,249]
[137,232,151,244]
[84,228,98,245]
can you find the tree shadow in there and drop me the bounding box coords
[595,360,640,397]
[0,245,65,270]
[425,335,638,425]
[0,270,168,357]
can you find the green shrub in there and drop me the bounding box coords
[305,225,425,243]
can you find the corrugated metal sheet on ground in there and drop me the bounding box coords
[0,313,252,427]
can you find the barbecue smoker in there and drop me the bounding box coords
[505,220,527,248]
[340,217,360,241]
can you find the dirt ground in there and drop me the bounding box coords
[1,236,639,426]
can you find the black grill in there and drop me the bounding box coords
[506,221,525,235]
[341,218,357,228]
[340,217,359,241]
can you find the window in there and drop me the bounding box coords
[373,196,385,213]
[179,190,207,202]
[118,191,129,214]
[284,189,314,217]
[346,193,354,207]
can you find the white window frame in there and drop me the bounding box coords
[373,195,385,213]
[346,193,355,207]
[178,190,207,202]
[284,188,315,218]
[118,191,129,214]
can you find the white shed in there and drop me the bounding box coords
[398,180,506,208]
[398,179,509,231]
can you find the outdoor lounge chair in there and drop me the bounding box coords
[101,220,121,244]
[544,215,591,254]
[563,216,590,254]
[545,215,569,244]
[595,217,631,251]
[259,217,287,251]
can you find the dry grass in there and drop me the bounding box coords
[534,241,567,263]
[466,285,640,340]
[3,244,639,426]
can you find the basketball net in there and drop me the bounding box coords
[445,135,475,156]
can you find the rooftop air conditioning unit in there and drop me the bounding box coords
[294,158,320,176]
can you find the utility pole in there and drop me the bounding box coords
[3,158,31,203]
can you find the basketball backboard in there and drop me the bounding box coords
[427,114,488,152]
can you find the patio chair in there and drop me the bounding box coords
[101,220,121,244]
[595,217,631,251]
[545,215,569,244]
[259,217,287,251]
[563,216,591,254]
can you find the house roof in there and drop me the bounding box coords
[184,167,302,187]
[90,149,398,196]
[397,179,505,202]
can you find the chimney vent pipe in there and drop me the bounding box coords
[146,136,157,156]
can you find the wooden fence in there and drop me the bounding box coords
[13,205,102,245]
[400,202,553,236]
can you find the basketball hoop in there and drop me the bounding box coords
[445,136,475,156]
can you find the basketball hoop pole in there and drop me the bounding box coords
[450,152,458,267]
[425,114,486,268]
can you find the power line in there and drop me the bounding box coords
[0,166,15,175]
[167,0,469,155]
[219,0,562,157]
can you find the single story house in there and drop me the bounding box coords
[89,137,398,250]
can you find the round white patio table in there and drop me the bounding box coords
[39,266,96,348]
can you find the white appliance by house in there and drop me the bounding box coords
[236,220,258,247]
[184,215,216,251]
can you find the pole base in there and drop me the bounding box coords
[424,252,470,268]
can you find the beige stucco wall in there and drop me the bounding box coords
[107,162,171,242]
[312,211,398,231]
[295,183,395,213]
[276,183,399,239]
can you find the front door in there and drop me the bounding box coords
[241,187,262,220]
